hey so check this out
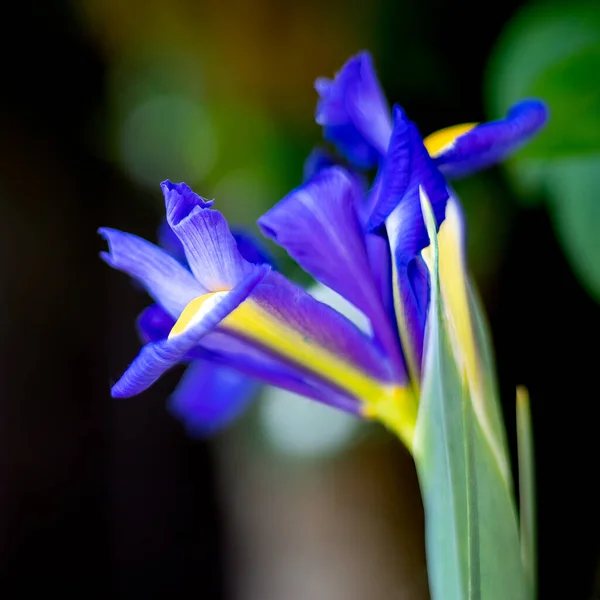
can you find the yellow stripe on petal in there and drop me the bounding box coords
[390,254,421,390]
[171,292,418,450]
[224,300,418,450]
[169,292,229,338]
[422,196,511,484]
[434,200,479,390]
[424,122,477,157]
[361,386,418,450]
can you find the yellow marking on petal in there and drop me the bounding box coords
[390,254,421,392]
[222,299,400,405]
[169,292,228,338]
[424,122,477,157]
[172,292,419,451]
[422,196,511,485]
[424,200,479,392]
[361,386,418,451]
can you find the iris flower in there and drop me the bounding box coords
[101,51,546,451]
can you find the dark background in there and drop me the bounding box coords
[1,0,598,597]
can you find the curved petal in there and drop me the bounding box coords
[158,218,186,264]
[134,300,365,415]
[161,180,214,222]
[429,99,549,178]
[302,146,337,181]
[161,180,253,290]
[198,331,363,414]
[160,217,275,269]
[315,51,392,169]
[168,361,259,436]
[231,229,275,266]
[368,108,448,381]
[137,304,175,344]
[390,254,430,380]
[240,271,400,391]
[258,167,404,374]
[111,266,269,398]
[99,228,205,318]
[367,106,449,244]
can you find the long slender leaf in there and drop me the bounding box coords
[517,386,537,600]
[414,189,528,600]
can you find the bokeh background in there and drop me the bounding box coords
[1,0,600,598]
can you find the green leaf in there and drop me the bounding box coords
[545,156,600,301]
[414,192,528,600]
[466,282,512,487]
[486,0,600,302]
[486,0,600,160]
[528,44,600,158]
[516,386,537,600]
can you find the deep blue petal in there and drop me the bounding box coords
[99,227,205,318]
[161,180,253,290]
[158,219,187,265]
[315,51,392,169]
[160,219,274,269]
[367,107,449,379]
[250,271,396,385]
[111,265,269,398]
[136,301,366,415]
[168,361,259,437]
[137,304,175,344]
[302,147,338,182]
[396,255,430,371]
[367,106,449,245]
[161,180,214,224]
[434,99,549,178]
[231,229,275,267]
[258,167,405,376]
[197,330,364,415]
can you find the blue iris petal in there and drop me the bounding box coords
[231,229,275,267]
[99,227,206,318]
[435,99,549,178]
[111,265,270,398]
[302,146,338,182]
[168,361,259,437]
[367,105,449,248]
[258,167,405,377]
[315,51,392,169]
[162,180,254,290]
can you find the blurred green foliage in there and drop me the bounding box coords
[487,0,600,300]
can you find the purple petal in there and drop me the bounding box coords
[367,106,448,243]
[302,147,338,181]
[251,271,395,384]
[365,229,394,314]
[432,99,549,178]
[315,51,392,169]
[231,229,275,266]
[168,361,259,437]
[160,218,275,269]
[131,273,391,414]
[111,265,269,398]
[99,227,205,318]
[161,180,214,223]
[158,219,187,264]
[161,180,253,290]
[137,304,175,344]
[394,255,430,374]
[368,106,449,258]
[133,279,371,412]
[258,167,404,375]
[368,108,449,379]
[197,330,363,414]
